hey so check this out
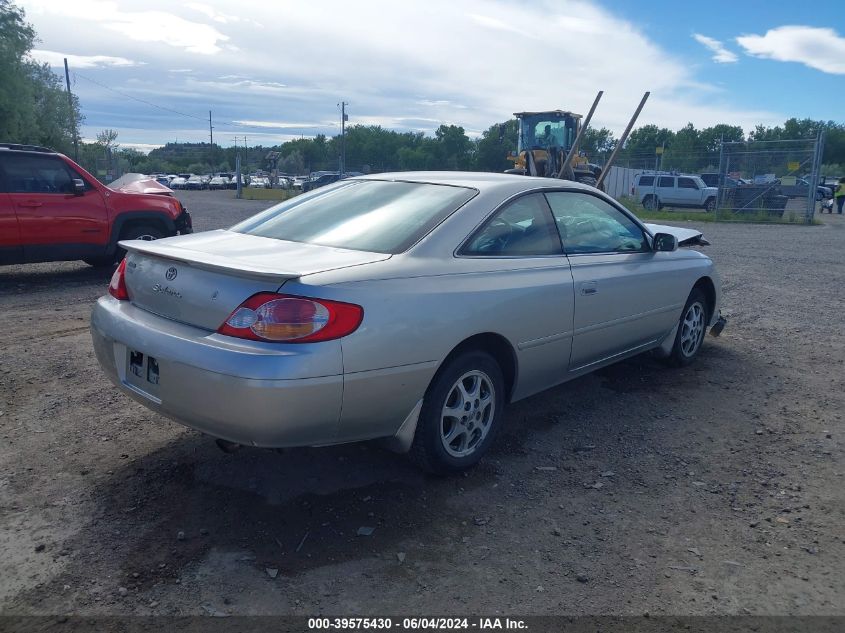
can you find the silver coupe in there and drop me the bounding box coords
[91,173,725,473]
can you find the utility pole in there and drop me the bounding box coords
[339,101,348,174]
[63,58,79,161]
[208,110,214,167]
[243,136,248,173]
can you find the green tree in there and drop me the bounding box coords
[474,120,518,172]
[0,0,82,152]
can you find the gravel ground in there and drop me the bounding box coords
[0,191,843,616]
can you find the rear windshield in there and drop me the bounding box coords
[231,179,477,254]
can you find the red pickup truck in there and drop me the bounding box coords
[0,144,192,267]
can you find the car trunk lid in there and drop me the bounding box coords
[121,230,390,330]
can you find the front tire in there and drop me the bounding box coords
[704,197,716,212]
[410,351,505,475]
[114,223,165,261]
[666,288,708,367]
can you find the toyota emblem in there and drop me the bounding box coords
[165,267,178,281]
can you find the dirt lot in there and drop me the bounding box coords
[1,191,843,616]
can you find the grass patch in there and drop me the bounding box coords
[617,197,818,225]
[237,188,299,202]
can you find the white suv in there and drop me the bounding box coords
[633,174,718,212]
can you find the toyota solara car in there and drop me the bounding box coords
[91,172,725,473]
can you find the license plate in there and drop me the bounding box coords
[126,349,161,398]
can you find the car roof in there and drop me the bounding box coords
[0,143,57,154]
[353,171,597,194]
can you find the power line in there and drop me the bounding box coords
[74,71,207,122]
[73,71,293,133]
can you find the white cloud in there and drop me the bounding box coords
[30,49,142,68]
[233,120,324,129]
[19,0,789,146]
[692,33,739,63]
[737,25,845,75]
[22,0,228,54]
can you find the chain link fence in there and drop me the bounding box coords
[595,133,826,223]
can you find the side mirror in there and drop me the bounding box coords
[71,178,86,195]
[653,232,677,252]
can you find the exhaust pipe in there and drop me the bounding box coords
[215,438,241,454]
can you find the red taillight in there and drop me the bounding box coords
[217,293,363,343]
[108,259,129,300]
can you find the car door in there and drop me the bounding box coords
[460,192,574,398]
[656,175,677,205]
[0,160,23,264]
[676,176,700,206]
[545,190,678,372]
[0,153,110,262]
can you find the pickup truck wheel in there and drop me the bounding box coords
[665,288,708,367]
[643,195,659,211]
[410,351,504,475]
[704,197,716,212]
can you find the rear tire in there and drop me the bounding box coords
[410,351,505,475]
[643,195,659,211]
[665,288,709,367]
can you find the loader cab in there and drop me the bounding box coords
[515,111,580,153]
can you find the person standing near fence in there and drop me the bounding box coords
[836,177,845,215]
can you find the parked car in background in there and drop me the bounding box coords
[301,172,342,192]
[776,177,832,201]
[169,177,187,190]
[248,176,270,189]
[155,176,171,187]
[633,173,718,212]
[185,175,206,190]
[699,173,743,189]
[209,176,229,190]
[0,143,191,267]
[91,172,723,473]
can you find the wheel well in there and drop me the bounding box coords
[120,218,167,238]
[442,333,517,403]
[694,276,716,320]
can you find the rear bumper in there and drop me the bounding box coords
[90,296,343,447]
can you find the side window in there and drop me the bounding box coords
[545,192,648,255]
[1,155,75,194]
[658,176,675,188]
[637,175,654,187]
[461,193,562,256]
[678,177,698,189]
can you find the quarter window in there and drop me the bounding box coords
[658,176,675,188]
[637,175,654,186]
[545,192,647,255]
[461,193,562,256]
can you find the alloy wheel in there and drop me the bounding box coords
[440,370,495,458]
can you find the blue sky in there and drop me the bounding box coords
[18,0,845,151]
[604,0,844,122]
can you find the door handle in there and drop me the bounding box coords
[580,281,598,296]
[18,201,43,208]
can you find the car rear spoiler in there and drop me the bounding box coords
[119,239,302,281]
[643,223,710,247]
